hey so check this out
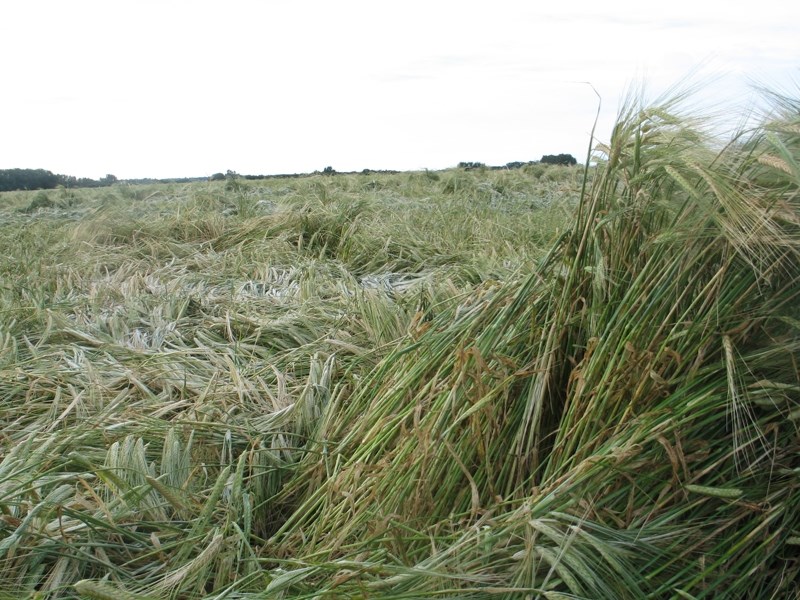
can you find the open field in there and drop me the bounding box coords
[1,93,799,599]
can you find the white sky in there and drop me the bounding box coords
[1,0,797,179]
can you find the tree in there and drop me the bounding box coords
[0,168,60,191]
[540,154,577,166]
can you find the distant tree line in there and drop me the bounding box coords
[1,157,579,193]
[457,154,577,171]
[207,167,404,182]
[0,169,117,192]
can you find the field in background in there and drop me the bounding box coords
[0,166,579,598]
[0,92,798,600]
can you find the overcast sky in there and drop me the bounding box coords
[1,0,797,179]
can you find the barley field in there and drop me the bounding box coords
[1,92,798,599]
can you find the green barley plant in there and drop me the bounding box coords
[267,89,800,598]
[0,86,797,599]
